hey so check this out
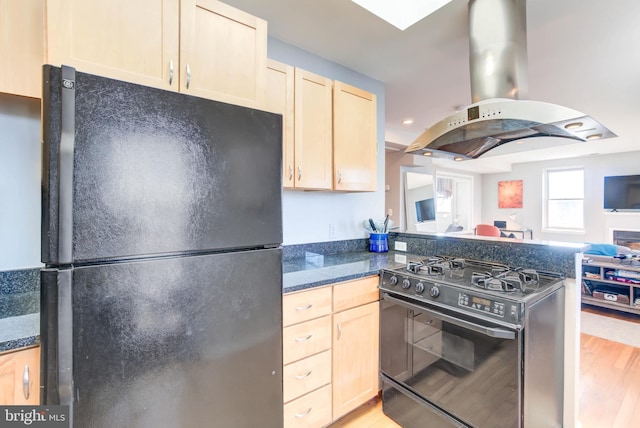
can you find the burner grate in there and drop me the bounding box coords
[471,268,539,292]
[406,256,466,276]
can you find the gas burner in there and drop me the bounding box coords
[406,256,466,276]
[471,268,539,292]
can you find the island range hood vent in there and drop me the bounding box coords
[405,0,616,160]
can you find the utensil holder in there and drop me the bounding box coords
[369,233,389,253]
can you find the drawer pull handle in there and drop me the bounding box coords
[295,304,313,311]
[295,334,312,342]
[337,322,342,340]
[295,370,313,379]
[294,408,312,418]
[23,364,30,400]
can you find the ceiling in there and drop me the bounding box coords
[223,0,640,173]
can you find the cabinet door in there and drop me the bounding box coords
[333,81,377,191]
[0,0,44,98]
[294,68,333,190]
[180,0,267,108]
[0,346,40,405]
[332,301,379,420]
[266,59,295,188]
[47,0,179,91]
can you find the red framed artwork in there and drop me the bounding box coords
[498,180,523,208]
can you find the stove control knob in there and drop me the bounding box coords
[415,282,425,294]
[429,285,440,298]
[389,275,398,286]
[401,279,411,289]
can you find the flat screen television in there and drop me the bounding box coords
[415,198,436,222]
[604,174,640,210]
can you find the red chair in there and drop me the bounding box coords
[476,224,501,237]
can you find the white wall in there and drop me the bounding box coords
[268,37,386,245]
[481,151,640,243]
[0,93,41,270]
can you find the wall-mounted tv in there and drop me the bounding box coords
[604,174,640,210]
[415,198,436,222]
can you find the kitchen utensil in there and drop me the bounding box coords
[369,218,377,232]
[383,215,389,233]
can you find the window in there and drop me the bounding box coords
[545,168,584,230]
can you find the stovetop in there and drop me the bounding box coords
[379,256,565,326]
[400,256,561,296]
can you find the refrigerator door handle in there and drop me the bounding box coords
[57,270,75,413]
[58,65,77,264]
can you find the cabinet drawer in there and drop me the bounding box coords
[283,316,331,364]
[283,286,332,327]
[333,276,379,312]
[283,384,332,428]
[283,350,331,403]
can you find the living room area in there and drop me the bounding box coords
[381,148,640,427]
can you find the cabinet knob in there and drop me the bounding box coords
[23,364,30,400]
[337,322,342,340]
[186,64,191,89]
[337,170,342,184]
[289,165,293,181]
[297,166,302,181]
[169,60,174,85]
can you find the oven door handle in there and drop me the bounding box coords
[382,293,516,340]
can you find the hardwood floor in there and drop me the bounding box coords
[330,308,640,428]
[329,396,399,428]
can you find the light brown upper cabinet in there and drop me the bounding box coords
[265,63,378,191]
[46,0,267,108]
[180,0,266,108]
[333,81,377,192]
[0,0,44,98]
[293,68,333,190]
[266,59,295,188]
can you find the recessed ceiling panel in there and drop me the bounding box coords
[351,0,452,30]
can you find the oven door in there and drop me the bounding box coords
[380,292,522,428]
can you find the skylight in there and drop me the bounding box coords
[351,0,452,31]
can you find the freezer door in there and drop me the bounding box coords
[41,249,283,428]
[42,65,283,264]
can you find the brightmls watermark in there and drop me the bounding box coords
[0,407,68,428]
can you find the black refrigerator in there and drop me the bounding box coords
[40,65,283,427]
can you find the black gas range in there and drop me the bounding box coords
[379,255,565,328]
[379,256,566,427]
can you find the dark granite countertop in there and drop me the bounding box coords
[0,268,41,353]
[0,313,39,353]
[283,250,408,293]
[1,233,587,352]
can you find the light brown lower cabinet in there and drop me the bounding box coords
[0,346,40,405]
[282,276,380,428]
[332,300,379,420]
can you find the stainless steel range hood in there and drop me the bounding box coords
[406,0,616,160]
